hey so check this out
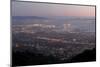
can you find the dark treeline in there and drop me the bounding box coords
[12,48,96,67]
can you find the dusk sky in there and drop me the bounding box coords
[12,1,95,17]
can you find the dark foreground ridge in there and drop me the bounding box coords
[12,48,96,66]
[70,48,96,62]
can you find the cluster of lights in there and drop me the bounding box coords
[33,24,56,28]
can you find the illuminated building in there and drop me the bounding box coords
[63,23,71,32]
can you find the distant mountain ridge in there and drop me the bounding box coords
[12,16,48,20]
[12,16,95,20]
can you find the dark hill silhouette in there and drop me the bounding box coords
[12,48,96,66]
[70,48,96,62]
[12,50,60,66]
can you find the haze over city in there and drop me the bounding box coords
[12,1,96,66]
